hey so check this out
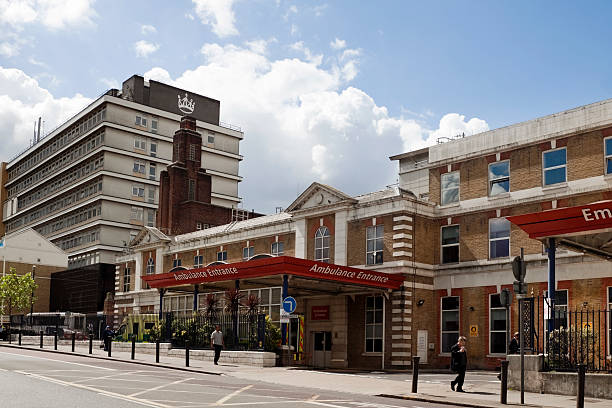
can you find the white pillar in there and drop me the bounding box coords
[155,247,164,274]
[134,254,142,291]
[334,210,348,266]
[294,218,306,259]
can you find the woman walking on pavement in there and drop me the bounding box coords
[450,336,468,392]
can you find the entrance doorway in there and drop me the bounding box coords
[313,331,332,368]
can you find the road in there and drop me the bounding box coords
[0,348,447,408]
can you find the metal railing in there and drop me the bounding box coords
[527,296,611,373]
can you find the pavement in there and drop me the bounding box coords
[1,340,610,408]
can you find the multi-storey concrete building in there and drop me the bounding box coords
[1,75,245,312]
[115,100,612,370]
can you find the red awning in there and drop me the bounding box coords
[507,201,612,239]
[142,256,404,290]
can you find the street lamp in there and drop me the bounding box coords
[30,265,36,326]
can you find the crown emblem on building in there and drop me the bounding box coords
[177,93,195,114]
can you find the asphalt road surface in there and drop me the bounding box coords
[0,348,448,408]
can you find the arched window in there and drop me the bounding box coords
[146,257,155,275]
[314,226,330,263]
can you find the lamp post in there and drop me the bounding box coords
[30,265,36,325]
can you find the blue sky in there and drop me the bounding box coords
[1,1,612,212]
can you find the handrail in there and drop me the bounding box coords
[219,121,242,132]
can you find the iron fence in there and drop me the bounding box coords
[524,296,611,373]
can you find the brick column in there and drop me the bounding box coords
[390,283,412,367]
[392,214,413,262]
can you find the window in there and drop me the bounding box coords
[365,296,383,353]
[271,242,284,256]
[147,210,155,227]
[366,225,384,265]
[173,258,182,268]
[189,144,197,161]
[130,206,143,221]
[196,222,203,230]
[149,163,156,179]
[441,225,459,264]
[146,258,155,275]
[151,118,158,131]
[135,116,141,126]
[148,188,155,203]
[314,226,330,263]
[133,161,145,173]
[208,133,215,144]
[441,171,459,205]
[242,246,254,260]
[132,186,145,197]
[605,138,612,175]
[150,142,157,157]
[545,289,568,331]
[543,148,567,186]
[490,294,507,354]
[489,161,510,196]
[489,218,510,259]
[194,255,203,268]
[134,137,146,150]
[123,267,131,292]
[217,251,227,262]
[188,179,195,200]
[441,296,460,353]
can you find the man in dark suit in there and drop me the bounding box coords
[450,336,468,392]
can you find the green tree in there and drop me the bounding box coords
[0,268,38,333]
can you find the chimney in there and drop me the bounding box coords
[181,116,196,131]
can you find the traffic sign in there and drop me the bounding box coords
[470,325,479,337]
[283,296,297,314]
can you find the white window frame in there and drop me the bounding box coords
[150,142,157,157]
[132,185,145,198]
[441,296,460,354]
[489,293,508,355]
[207,133,215,144]
[134,137,146,150]
[441,224,460,264]
[488,160,510,196]
[146,258,154,275]
[605,137,612,175]
[217,251,227,262]
[194,255,203,268]
[545,289,569,331]
[130,206,143,221]
[489,218,511,259]
[271,241,284,256]
[441,171,460,205]
[315,226,330,263]
[365,295,383,353]
[172,258,182,268]
[542,147,567,186]
[123,267,131,292]
[149,163,156,179]
[242,246,254,260]
[366,225,384,265]
[133,160,145,174]
[147,209,155,227]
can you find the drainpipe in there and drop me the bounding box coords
[382,294,386,371]
[547,238,556,333]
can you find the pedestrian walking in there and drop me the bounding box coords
[450,336,468,392]
[210,325,224,365]
[508,332,519,354]
[102,325,114,352]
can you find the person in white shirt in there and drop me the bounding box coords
[210,325,224,365]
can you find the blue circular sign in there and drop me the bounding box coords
[283,296,297,313]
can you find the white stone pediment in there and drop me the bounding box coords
[130,227,170,247]
[286,182,356,212]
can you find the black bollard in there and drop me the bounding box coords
[54,331,57,350]
[39,330,43,348]
[500,360,509,404]
[18,331,21,346]
[107,338,112,357]
[411,356,420,393]
[185,340,190,367]
[155,339,160,363]
[131,335,136,360]
[577,364,585,408]
[71,332,75,352]
[88,331,93,354]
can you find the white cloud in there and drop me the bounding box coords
[330,38,346,50]
[313,4,328,16]
[28,57,49,68]
[99,77,119,89]
[134,40,159,58]
[192,0,238,38]
[0,67,91,160]
[290,23,298,36]
[283,4,298,21]
[142,43,488,212]
[0,41,20,57]
[141,24,157,35]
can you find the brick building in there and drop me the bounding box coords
[115,99,612,370]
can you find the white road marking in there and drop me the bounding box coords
[73,370,142,384]
[215,384,253,405]
[16,370,170,408]
[0,350,115,371]
[129,377,194,397]
[306,401,350,408]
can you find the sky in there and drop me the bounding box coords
[1,1,612,213]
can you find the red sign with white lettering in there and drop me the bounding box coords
[141,256,404,290]
[311,306,330,320]
[507,200,612,239]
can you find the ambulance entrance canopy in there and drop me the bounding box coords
[142,256,404,314]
